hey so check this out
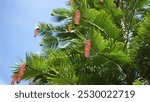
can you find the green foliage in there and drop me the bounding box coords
[12,0,150,85]
[51,8,72,22]
[138,12,150,42]
[133,80,143,85]
[82,9,121,40]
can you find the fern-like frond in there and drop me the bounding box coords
[51,8,72,22]
[138,12,150,43]
[82,9,121,40]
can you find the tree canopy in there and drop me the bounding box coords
[11,0,150,85]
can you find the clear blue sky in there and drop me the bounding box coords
[0,0,67,85]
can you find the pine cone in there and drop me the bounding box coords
[17,64,27,83]
[11,74,17,85]
[67,24,72,33]
[74,10,81,25]
[84,40,91,59]
[34,26,40,37]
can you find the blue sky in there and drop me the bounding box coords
[0,0,67,85]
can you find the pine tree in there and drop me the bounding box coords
[11,0,150,85]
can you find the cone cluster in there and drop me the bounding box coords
[34,27,40,37]
[67,24,72,33]
[11,63,27,85]
[11,74,17,85]
[74,10,81,25]
[84,40,91,59]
